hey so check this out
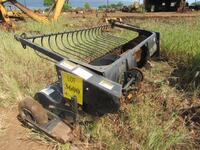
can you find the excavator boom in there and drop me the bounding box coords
[10,0,49,23]
[53,0,65,21]
[0,0,65,28]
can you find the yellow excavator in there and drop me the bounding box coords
[0,0,65,28]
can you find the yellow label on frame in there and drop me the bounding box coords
[62,71,83,105]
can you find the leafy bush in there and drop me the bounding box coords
[44,0,53,6]
[63,3,72,11]
[84,2,91,9]
[98,2,124,10]
[44,0,71,11]
[191,1,200,6]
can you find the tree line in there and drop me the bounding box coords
[43,0,124,11]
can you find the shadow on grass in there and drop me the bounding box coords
[167,53,200,96]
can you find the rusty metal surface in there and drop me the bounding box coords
[50,121,73,143]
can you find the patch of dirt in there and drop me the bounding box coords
[0,106,54,150]
[63,11,200,19]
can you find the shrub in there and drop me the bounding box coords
[84,2,91,10]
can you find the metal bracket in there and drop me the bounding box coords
[71,96,78,124]
[122,68,144,92]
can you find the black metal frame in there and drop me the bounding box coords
[16,21,160,142]
[15,21,160,116]
[15,21,159,82]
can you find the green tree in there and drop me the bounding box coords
[191,1,200,6]
[98,5,107,9]
[63,3,72,11]
[44,0,70,9]
[44,0,53,6]
[98,2,124,10]
[84,2,91,9]
[116,2,123,8]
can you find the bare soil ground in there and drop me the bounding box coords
[109,11,200,18]
[0,106,54,150]
[63,11,200,19]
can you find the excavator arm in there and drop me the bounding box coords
[10,0,49,23]
[0,0,13,27]
[53,0,65,21]
[0,0,65,28]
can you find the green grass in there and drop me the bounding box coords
[128,102,186,150]
[82,61,193,150]
[129,18,200,91]
[83,101,189,150]
[130,18,200,58]
[0,31,56,107]
[2,17,199,106]
[0,16,199,149]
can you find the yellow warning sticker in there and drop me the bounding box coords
[62,71,83,105]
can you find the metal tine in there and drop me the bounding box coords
[74,30,106,55]
[101,26,128,43]
[25,24,131,62]
[61,33,97,61]
[25,25,110,62]
[85,28,118,50]
[60,34,91,61]
[102,25,129,42]
[61,25,125,56]
[100,27,137,50]
[72,30,105,57]
[41,37,44,47]
[28,24,125,47]
[65,31,98,59]
[45,35,87,60]
[75,24,115,54]
[48,35,54,51]
[55,34,89,61]
[91,27,126,47]
[26,24,110,40]
[88,28,117,48]
[32,36,44,47]
[80,28,115,52]
[87,27,121,49]
[79,28,109,50]
[88,29,118,53]
[88,27,120,46]
[32,36,72,62]
[97,26,128,44]
[79,30,110,55]
[58,32,94,58]
[32,38,35,43]
[70,31,100,58]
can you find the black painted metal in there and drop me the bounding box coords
[15,21,160,84]
[16,21,161,143]
[15,24,129,63]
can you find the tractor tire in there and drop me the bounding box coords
[18,97,48,125]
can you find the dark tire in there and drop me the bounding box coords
[18,97,48,125]
[131,67,144,82]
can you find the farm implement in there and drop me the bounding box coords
[15,20,160,143]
